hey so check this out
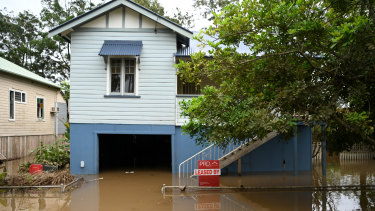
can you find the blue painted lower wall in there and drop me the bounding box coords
[70,123,312,174]
[223,125,312,174]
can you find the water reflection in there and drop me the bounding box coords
[0,159,375,210]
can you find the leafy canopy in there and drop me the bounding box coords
[176,0,375,151]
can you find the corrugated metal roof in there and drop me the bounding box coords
[0,57,60,89]
[175,33,252,57]
[99,40,143,56]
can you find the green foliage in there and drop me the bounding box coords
[18,162,32,173]
[60,81,70,102]
[0,0,104,82]
[33,139,70,169]
[32,122,70,169]
[0,171,7,186]
[133,0,194,28]
[194,0,239,21]
[177,0,375,150]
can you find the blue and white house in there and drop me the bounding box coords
[49,0,312,176]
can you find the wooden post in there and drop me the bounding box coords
[237,158,242,176]
[293,128,298,176]
[321,124,327,177]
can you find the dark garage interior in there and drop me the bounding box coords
[98,134,172,171]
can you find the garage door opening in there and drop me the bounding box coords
[98,134,171,172]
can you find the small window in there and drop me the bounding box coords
[9,90,15,120]
[21,93,26,103]
[37,98,44,120]
[13,91,26,103]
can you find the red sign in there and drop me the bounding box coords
[194,169,221,176]
[197,160,220,187]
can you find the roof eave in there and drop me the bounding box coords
[0,68,60,89]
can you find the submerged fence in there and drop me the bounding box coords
[313,142,375,162]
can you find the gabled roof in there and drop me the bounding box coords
[0,57,60,89]
[49,0,193,39]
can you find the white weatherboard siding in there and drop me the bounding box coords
[70,30,177,125]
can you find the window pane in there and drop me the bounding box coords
[125,59,135,74]
[125,74,134,93]
[111,59,121,92]
[21,93,26,103]
[15,91,21,102]
[37,98,44,119]
[111,59,121,74]
[9,91,14,119]
[111,74,121,92]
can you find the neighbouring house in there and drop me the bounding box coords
[0,57,67,161]
[49,0,312,176]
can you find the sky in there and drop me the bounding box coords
[0,0,211,30]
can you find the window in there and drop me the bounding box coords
[37,97,44,120]
[9,90,15,120]
[109,57,137,95]
[14,91,26,103]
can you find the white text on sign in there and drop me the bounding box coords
[194,169,221,176]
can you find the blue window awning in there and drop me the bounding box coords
[99,40,143,56]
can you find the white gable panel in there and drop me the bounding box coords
[81,15,106,28]
[142,16,155,28]
[109,7,123,28]
[156,23,166,29]
[125,7,139,28]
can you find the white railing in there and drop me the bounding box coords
[178,142,242,186]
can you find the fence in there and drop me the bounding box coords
[0,134,62,160]
[312,142,375,161]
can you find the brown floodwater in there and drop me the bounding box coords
[1,158,375,210]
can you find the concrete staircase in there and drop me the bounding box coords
[178,131,278,186]
[219,131,278,169]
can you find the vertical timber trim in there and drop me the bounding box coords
[106,13,109,28]
[139,14,142,28]
[122,6,125,28]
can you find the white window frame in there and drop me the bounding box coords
[9,89,27,104]
[36,96,45,121]
[106,56,139,96]
[9,89,15,121]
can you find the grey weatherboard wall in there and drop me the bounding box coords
[70,29,177,125]
[57,102,68,135]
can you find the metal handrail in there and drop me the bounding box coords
[178,144,214,186]
[178,142,241,186]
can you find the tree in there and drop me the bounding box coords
[0,1,103,82]
[193,0,239,21]
[176,0,375,152]
[134,0,194,29]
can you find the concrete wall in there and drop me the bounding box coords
[70,123,175,174]
[71,124,312,175]
[223,125,312,173]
